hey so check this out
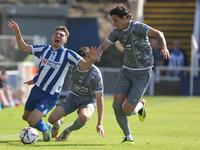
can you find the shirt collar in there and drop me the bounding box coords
[51,46,64,52]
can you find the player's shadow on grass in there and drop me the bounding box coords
[0,140,111,147]
[36,139,111,147]
[0,140,24,146]
[0,140,20,143]
[35,144,107,147]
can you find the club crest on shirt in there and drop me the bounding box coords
[78,79,83,85]
[123,38,127,44]
[61,99,68,103]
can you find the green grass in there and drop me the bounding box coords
[0,96,200,150]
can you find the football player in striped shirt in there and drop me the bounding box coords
[8,20,96,142]
[48,46,106,141]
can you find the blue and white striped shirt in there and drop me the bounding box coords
[31,45,82,95]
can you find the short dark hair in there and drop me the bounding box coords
[77,46,90,58]
[54,26,70,37]
[109,4,132,20]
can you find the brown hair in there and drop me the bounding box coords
[109,4,132,20]
[54,26,70,37]
[77,46,90,58]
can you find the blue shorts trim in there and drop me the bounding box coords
[25,85,59,116]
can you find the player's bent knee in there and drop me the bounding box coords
[48,115,57,124]
[112,102,122,111]
[27,119,36,127]
[48,116,53,124]
[79,114,89,123]
[27,117,38,127]
[22,115,27,121]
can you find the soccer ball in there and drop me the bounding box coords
[20,127,38,144]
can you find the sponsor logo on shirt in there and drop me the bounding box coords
[42,59,48,64]
[41,59,61,69]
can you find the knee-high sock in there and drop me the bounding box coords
[33,119,47,132]
[113,102,131,137]
[68,118,86,132]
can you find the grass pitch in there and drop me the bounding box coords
[0,96,200,150]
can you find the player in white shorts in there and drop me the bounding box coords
[92,4,170,145]
[48,46,106,140]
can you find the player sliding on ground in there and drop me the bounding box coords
[8,20,96,142]
[92,4,170,145]
[48,46,106,140]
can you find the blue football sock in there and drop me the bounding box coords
[33,119,47,132]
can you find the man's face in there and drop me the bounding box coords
[110,15,125,30]
[51,30,67,49]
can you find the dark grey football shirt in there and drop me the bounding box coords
[68,65,103,98]
[107,20,154,70]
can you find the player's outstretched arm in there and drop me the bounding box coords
[78,46,96,71]
[8,20,32,53]
[148,28,170,59]
[96,92,106,137]
[92,40,112,63]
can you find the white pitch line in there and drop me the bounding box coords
[0,133,19,139]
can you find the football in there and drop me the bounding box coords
[20,127,39,144]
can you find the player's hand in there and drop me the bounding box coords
[88,46,97,60]
[8,20,20,35]
[91,48,102,63]
[24,80,35,85]
[92,53,101,63]
[96,125,106,137]
[160,47,170,59]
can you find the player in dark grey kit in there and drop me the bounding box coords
[48,46,106,141]
[92,4,170,145]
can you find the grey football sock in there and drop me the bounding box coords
[68,118,86,132]
[113,102,132,137]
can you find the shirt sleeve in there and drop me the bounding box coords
[107,28,119,44]
[90,67,104,93]
[134,22,151,36]
[31,45,49,59]
[67,49,82,65]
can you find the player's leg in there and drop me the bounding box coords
[48,105,66,138]
[22,86,57,142]
[113,94,134,145]
[123,69,151,121]
[22,110,31,121]
[69,106,93,131]
[27,109,45,130]
[57,100,96,141]
[49,105,65,124]
[55,94,79,141]
[113,68,134,145]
